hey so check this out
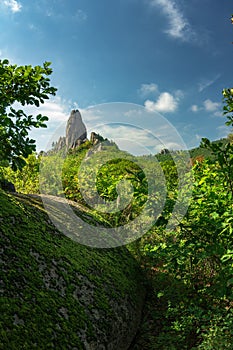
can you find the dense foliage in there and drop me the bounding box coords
[4,89,233,348]
[129,88,233,349]
[0,60,56,170]
[2,134,232,348]
[1,50,233,347]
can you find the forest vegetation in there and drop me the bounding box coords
[1,91,233,348]
[1,26,233,347]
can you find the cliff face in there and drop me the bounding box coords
[0,190,145,349]
[52,109,112,153]
[53,109,87,152]
[66,109,87,149]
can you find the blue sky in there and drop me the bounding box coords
[1,0,233,153]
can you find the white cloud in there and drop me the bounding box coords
[45,8,63,19]
[190,105,199,112]
[217,125,229,139]
[190,99,222,117]
[139,83,158,96]
[124,109,143,118]
[203,99,221,113]
[74,9,87,22]
[203,99,220,112]
[144,91,179,113]
[15,96,69,123]
[10,96,71,151]
[80,109,103,132]
[3,0,22,13]
[198,74,221,92]
[148,0,194,41]
[91,124,183,155]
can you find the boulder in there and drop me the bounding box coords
[0,179,15,192]
[0,191,146,349]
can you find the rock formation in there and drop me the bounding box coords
[160,148,170,155]
[0,190,146,349]
[66,109,87,149]
[90,131,104,145]
[51,110,110,153]
[54,136,66,152]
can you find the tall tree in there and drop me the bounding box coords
[0,60,57,170]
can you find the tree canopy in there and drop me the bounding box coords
[0,60,57,170]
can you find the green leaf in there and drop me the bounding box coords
[0,59,57,170]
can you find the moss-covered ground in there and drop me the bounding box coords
[0,190,145,349]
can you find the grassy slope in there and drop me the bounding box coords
[0,190,145,349]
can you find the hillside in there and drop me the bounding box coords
[154,137,229,162]
[0,190,146,349]
[189,138,229,159]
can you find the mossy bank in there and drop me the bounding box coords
[0,190,145,349]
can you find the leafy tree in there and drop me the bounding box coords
[0,59,57,170]
[200,88,233,197]
[2,153,41,193]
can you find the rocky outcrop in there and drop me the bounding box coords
[160,148,169,155]
[0,190,146,349]
[66,109,87,149]
[51,110,112,153]
[54,136,66,152]
[90,132,105,145]
[0,179,15,192]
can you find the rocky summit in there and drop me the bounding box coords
[66,109,87,149]
[53,109,88,152]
